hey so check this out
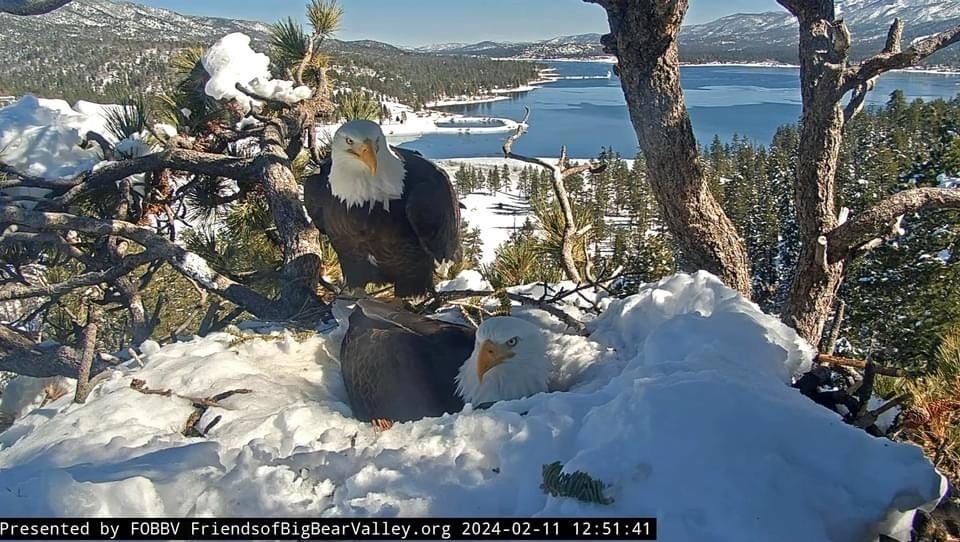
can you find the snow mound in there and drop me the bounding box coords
[0,272,944,541]
[0,96,105,180]
[202,33,312,113]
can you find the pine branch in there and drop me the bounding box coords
[0,205,283,319]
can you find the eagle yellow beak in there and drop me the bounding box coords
[476,339,514,382]
[352,138,377,175]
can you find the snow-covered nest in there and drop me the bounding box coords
[202,33,311,113]
[0,272,944,541]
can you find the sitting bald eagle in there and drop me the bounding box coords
[304,120,460,298]
[338,299,550,427]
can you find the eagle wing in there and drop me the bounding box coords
[341,301,472,422]
[302,160,332,235]
[398,149,461,264]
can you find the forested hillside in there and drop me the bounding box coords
[0,0,541,105]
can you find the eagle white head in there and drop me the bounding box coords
[456,316,551,406]
[328,119,406,209]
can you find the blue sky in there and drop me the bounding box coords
[134,0,783,47]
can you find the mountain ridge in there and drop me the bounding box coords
[412,2,960,65]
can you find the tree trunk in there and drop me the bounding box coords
[586,0,752,296]
[781,14,848,341]
[258,120,325,319]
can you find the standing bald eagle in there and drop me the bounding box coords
[304,120,460,298]
[338,300,550,426]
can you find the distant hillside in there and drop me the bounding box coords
[413,34,606,60]
[680,0,960,65]
[0,0,540,106]
[414,1,960,66]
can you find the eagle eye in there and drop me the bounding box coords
[345,137,354,145]
[506,337,519,347]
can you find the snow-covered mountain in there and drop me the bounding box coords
[1,0,272,43]
[681,0,960,64]
[413,34,606,60]
[417,1,960,65]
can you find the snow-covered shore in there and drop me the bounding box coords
[318,101,524,143]
[425,69,558,108]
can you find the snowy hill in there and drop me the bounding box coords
[681,0,960,65]
[0,273,945,540]
[417,2,960,65]
[413,34,606,60]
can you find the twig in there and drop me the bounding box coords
[432,288,586,334]
[74,298,103,404]
[815,353,913,378]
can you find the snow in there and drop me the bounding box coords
[201,33,311,114]
[938,173,960,188]
[0,96,108,180]
[437,269,491,292]
[0,97,160,204]
[317,101,522,144]
[0,272,944,540]
[457,191,531,263]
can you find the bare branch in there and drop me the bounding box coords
[502,107,555,171]
[885,18,904,54]
[0,0,71,15]
[815,354,913,378]
[843,78,876,123]
[843,23,960,93]
[432,289,586,334]
[74,299,102,404]
[84,130,118,160]
[827,187,960,262]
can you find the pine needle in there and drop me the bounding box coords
[540,461,614,505]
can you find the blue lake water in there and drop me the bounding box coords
[399,61,960,159]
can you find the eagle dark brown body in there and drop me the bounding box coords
[304,147,460,297]
[340,299,473,422]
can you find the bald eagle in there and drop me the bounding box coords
[339,299,550,426]
[304,120,460,298]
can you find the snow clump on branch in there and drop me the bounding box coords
[202,33,312,113]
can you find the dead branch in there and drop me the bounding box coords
[74,298,103,404]
[433,288,586,334]
[0,149,257,206]
[843,78,876,123]
[843,22,960,94]
[0,248,159,302]
[129,379,251,437]
[816,353,913,377]
[502,107,597,282]
[827,187,960,262]
[823,298,846,355]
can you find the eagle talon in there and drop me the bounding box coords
[372,418,394,432]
